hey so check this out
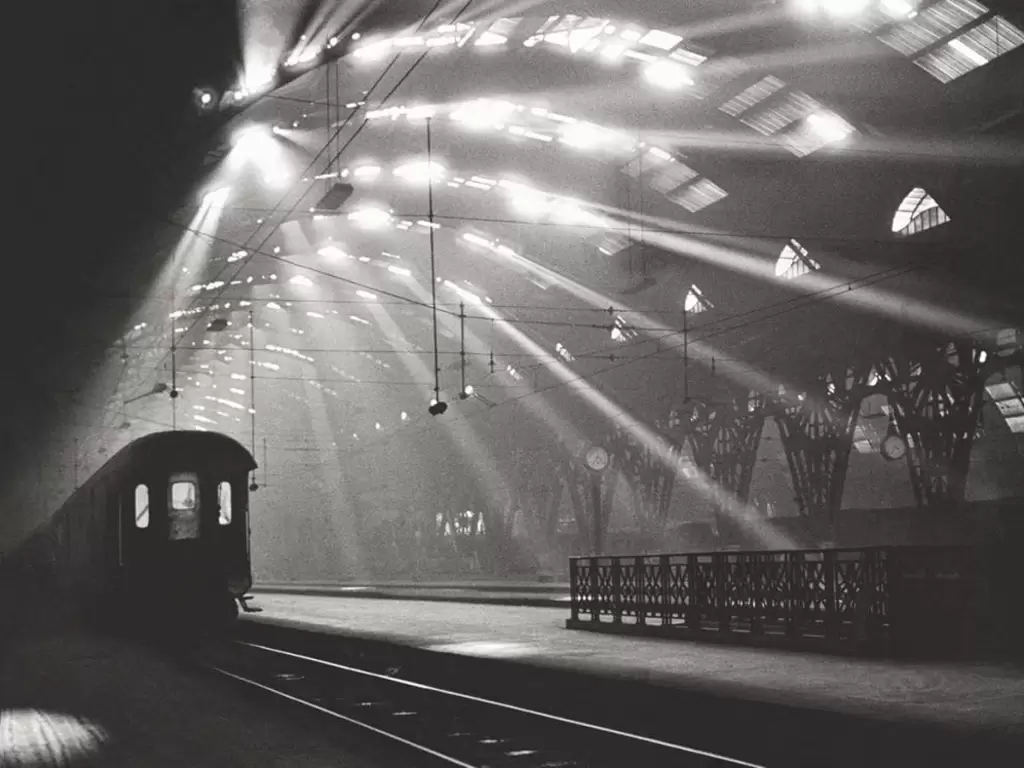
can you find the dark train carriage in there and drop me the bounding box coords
[48,430,256,630]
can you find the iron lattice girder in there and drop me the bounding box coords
[879,340,988,508]
[683,392,766,501]
[607,426,681,532]
[773,361,875,520]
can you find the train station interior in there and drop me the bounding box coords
[2,1,1022,765]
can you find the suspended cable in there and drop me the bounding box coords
[427,116,442,407]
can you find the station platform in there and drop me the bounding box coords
[246,594,1024,739]
[252,579,570,607]
[0,584,417,767]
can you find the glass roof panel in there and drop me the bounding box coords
[719,76,786,117]
[775,239,822,279]
[877,0,988,56]
[916,15,1024,81]
[672,179,728,212]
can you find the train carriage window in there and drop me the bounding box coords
[134,485,149,528]
[217,482,232,525]
[168,473,200,540]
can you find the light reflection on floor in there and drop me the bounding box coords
[0,709,107,766]
[429,641,538,658]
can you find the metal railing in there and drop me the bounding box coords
[568,546,975,653]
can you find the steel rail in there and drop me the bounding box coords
[217,639,766,768]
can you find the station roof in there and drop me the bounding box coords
[26,0,1024,507]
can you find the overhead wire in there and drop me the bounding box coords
[150,216,945,340]
[216,261,930,459]
[136,0,470,400]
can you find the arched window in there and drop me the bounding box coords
[775,239,821,279]
[892,187,949,236]
[683,284,712,314]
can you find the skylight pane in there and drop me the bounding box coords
[892,187,949,235]
[621,147,673,178]
[961,15,1024,58]
[488,17,519,37]
[719,76,785,117]
[784,111,856,156]
[640,29,683,50]
[917,15,1024,80]
[775,239,821,279]
[669,47,708,66]
[649,163,698,194]
[915,46,975,81]
[672,179,728,212]
[523,15,561,46]
[1006,415,1024,433]
[684,284,713,313]
[595,232,632,255]
[996,398,1024,417]
[742,92,821,136]
[877,0,987,56]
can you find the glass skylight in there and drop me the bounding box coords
[986,379,1024,433]
[871,1,1021,83]
[595,232,633,255]
[649,162,699,194]
[775,239,822,279]
[672,179,728,213]
[683,284,712,313]
[915,15,1024,82]
[892,187,950,235]
[611,314,640,342]
[719,76,786,117]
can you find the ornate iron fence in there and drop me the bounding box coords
[568,546,975,654]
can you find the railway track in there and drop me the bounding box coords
[199,638,765,768]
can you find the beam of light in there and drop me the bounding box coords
[398,279,590,508]
[394,160,446,184]
[365,297,511,509]
[703,39,882,77]
[643,60,693,90]
[349,206,392,229]
[451,98,517,130]
[300,0,372,49]
[202,187,231,207]
[461,0,552,25]
[880,0,916,18]
[820,0,871,19]
[806,111,855,143]
[227,125,293,188]
[642,124,1024,165]
[318,245,350,260]
[255,284,369,579]
[353,39,392,61]
[65,176,232,475]
[665,7,789,39]
[353,164,382,180]
[237,0,291,106]
[558,121,607,150]
[457,230,800,406]
[590,204,1008,339]
[444,286,794,550]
